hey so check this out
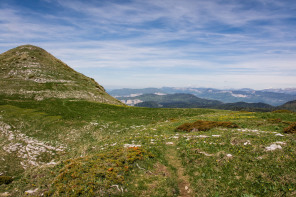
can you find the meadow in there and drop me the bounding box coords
[0,95,295,196]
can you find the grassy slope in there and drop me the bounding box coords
[0,96,296,196]
[0,45,122,105]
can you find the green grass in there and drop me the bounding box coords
[0,96,296,196]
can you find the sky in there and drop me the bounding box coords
[0,0,296,90]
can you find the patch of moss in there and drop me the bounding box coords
[45,147,154,196]
[175,120,239,132]
[283,122,296,134]
[0,176,13,185]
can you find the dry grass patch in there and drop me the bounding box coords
[284,122,296,134]
[175,120,238,132]
[272,109,294,113]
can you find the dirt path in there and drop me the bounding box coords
[166,144,193,197]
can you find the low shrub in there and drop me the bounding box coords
[45,147,154,196]
[176,120,238,132]
[283,122,296,134]
[268,118,282,123]
[0,176,13,185]
[272,109,293,113]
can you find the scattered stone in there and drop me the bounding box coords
[244,140,251,145]
[275,133,284,137]
[197,135,208,138]
[0,121,65,169]
[266,144,282,151]
[45,161,58,166]
[25,188,38,195]
[237,128,267,133]
[212,135,221,137]
[166,142,174,145]
[226,154,233,158]
[123,144,141,148]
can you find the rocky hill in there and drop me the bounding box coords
[0,45,122,105]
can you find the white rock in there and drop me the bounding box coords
[265,144,282,151]
[25,188,38,194]
[166,142,174,145]
[123,144,141,148]
[275,133,284,137]
[197,135,208,138]
[226,154,232,157]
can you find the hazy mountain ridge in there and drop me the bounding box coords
[262,88,296,95]
[109,87,296,106]
[0,45,123,105]
[117,93,275,112]
[120,93,222,108]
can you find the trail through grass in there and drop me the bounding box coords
[166,144,192,197]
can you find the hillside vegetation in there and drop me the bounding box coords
[280,100,296,112]
[0,45,122,105]
[0,96,296,196]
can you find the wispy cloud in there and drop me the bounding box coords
[0,0,295,89]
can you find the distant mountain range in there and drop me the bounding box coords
[108,87,296,106]
[115,93,279,112]
[128,93,223,108]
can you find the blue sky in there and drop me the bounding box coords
[0,0,296,89]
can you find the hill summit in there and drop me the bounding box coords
[0,45,122,105]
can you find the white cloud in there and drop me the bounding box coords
[0,0,295,89]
